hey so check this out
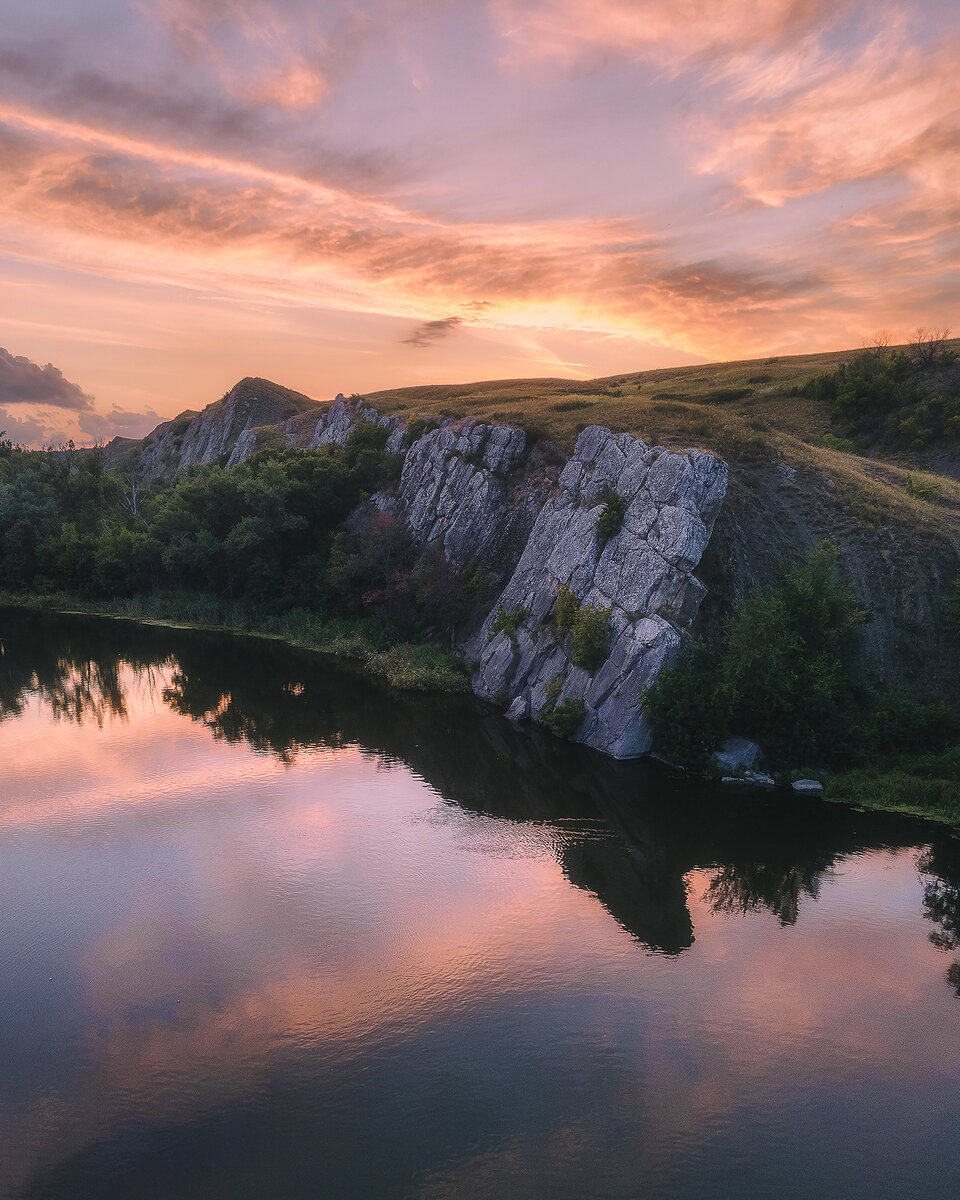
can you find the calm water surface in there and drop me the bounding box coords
[1,611,960,1199]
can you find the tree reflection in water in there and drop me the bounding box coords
[4,605,960,992]
[919,840,960,995]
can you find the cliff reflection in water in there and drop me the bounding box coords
[4,607,959,977]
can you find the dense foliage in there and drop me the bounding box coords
[801,335,960,448]
[644,543,960,803]
[0,424,489,686]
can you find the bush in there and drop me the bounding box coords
[553,584,612,672]
[407,417,441,443]
[644,541,866,768]
[802,341,960,447]
[641,642,728,771]
[555,583,580,632]
[905,472,942,503]
[541,697,586,738]
[491,605,524,642]
[570,602,612,671]
[823,433,854,453]
[596,491,625,543]
[538,672,585,738]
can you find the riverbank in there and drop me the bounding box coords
[0,590,471,694]
[823,767,960,829]
[4,591,959,832]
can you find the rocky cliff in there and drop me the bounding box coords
[467,426,727,757]
[133,378,320,482]
[144,382,724,756]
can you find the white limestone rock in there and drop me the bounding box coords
[467,426,727,759]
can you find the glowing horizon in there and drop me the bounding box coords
[1,0,958,445]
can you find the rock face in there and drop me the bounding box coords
[467,426,727,758]
[307,395,408,455]
[136,378,319,482]
[384,420,550,579]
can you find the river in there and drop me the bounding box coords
[1,610,959,1199]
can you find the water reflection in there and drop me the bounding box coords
[3,610,960,1200]
[4,608,959,965]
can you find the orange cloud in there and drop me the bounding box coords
[0,103,834,363]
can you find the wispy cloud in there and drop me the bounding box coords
[492,0,853,70]
[0,0,957,421]
[697,27,960,206]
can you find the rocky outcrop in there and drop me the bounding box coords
[123,379,727,760]
[307,395,408,455]
[467,426,727,758]
[383,420,552,579]
[136,378,319,482]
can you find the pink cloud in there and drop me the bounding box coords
[492,0,851,69]
[698,30,960,206]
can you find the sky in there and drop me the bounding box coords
[0,0,958,445]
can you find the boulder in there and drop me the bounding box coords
[712,737,762,774]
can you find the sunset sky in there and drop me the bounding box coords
[1,0,958,444]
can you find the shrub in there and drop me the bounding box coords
[407,417,441,443]
[823,433,854,453]
[644,541,866,768]
[905,472,942,503]
[555,583,580,632]
[641,642,729,771]
[570,602,612,671]
[541,697,586,738]
[539,672,585,738]
[491,604,524,642]
[596,491,625,543]
[802,341,960,448]
[554,584,612,672]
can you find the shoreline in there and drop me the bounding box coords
[5,592,958,834]
[0,591,471,696]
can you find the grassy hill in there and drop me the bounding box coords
[363,342,960,540]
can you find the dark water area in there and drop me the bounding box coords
[1,609,960,1199]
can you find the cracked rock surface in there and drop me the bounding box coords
[467,426,727,758]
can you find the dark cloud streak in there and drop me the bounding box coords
[402,316,464,347]
[0,348,94,411]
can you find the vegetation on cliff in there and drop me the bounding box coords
[644,542,960,822]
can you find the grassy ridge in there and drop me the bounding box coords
[364,342,960,540]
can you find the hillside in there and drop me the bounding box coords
[355,343,960,689]
[115,342,960,693]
